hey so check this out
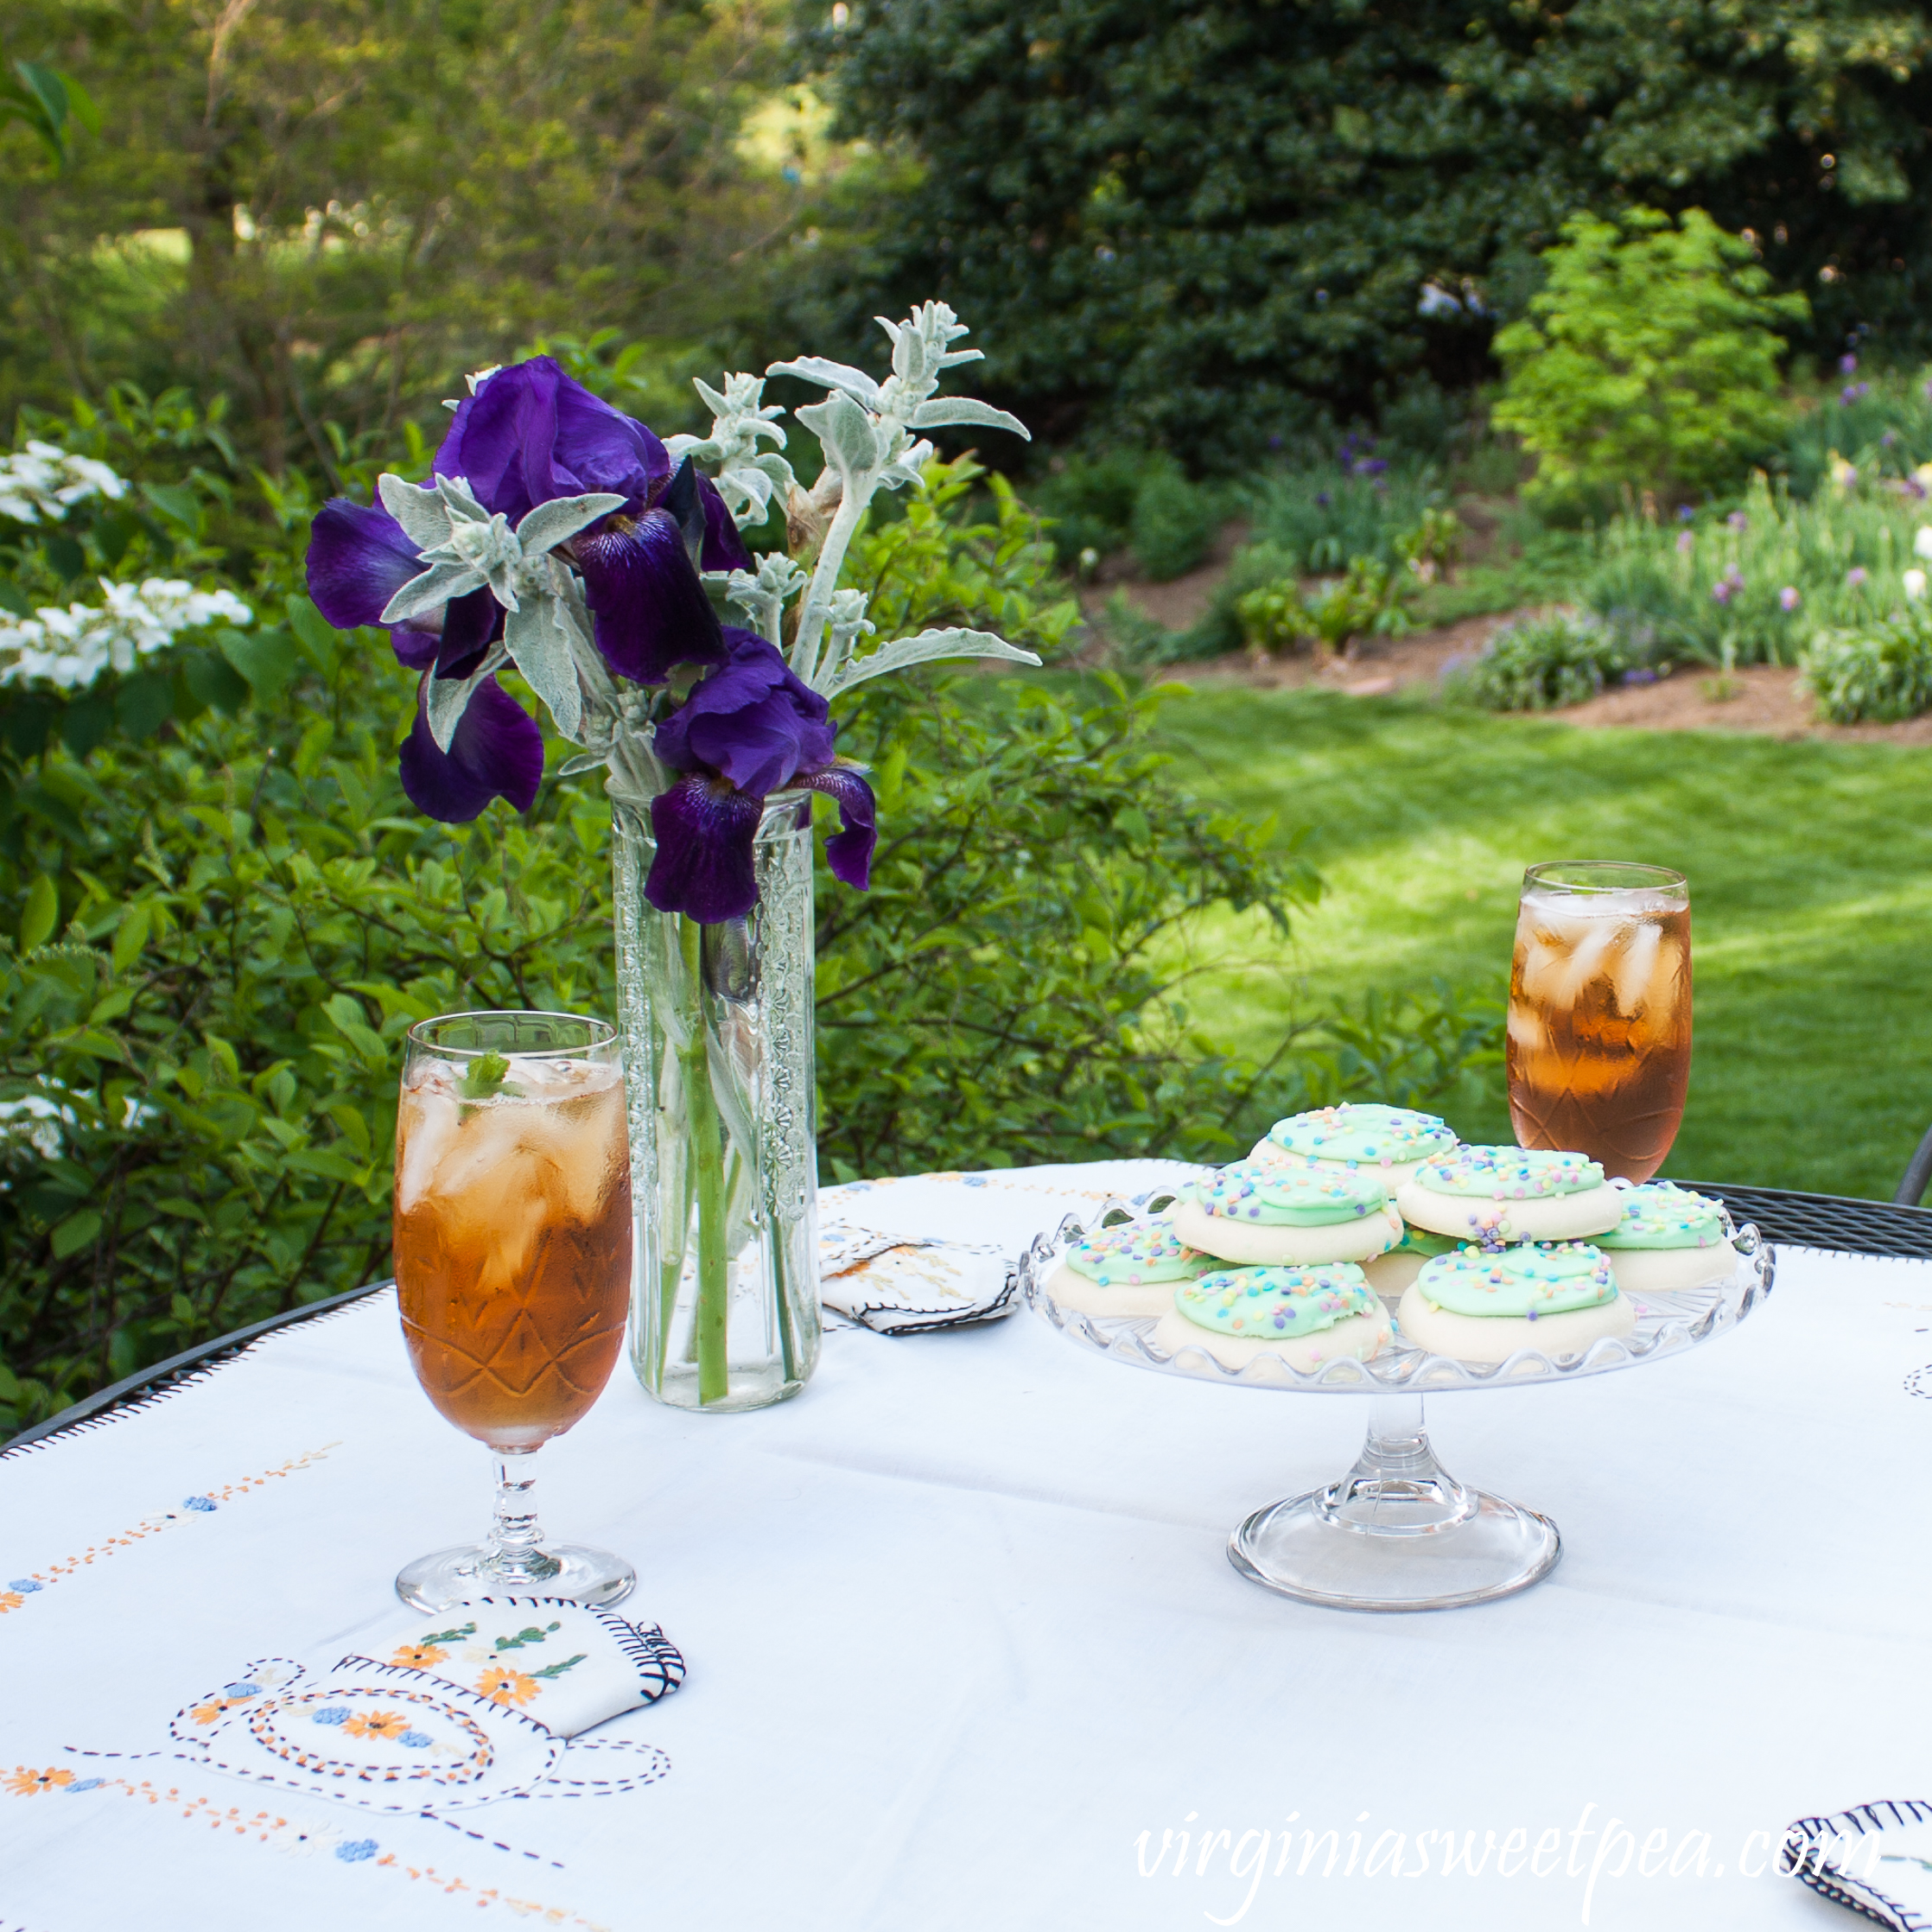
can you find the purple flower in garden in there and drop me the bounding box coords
[1840,353,1859,375]
[1848,566,1869,588]
[1883,430,1899,448]
[1711,580,1735,605]
[1726,511,1749,531]
[1779,586,1802,612]
[646,629,876,923]
[1676,505,1696,523]
[1620,668,1660,686]
[1840,383,1870,405]
[1676,531,1695,555]
[1315,491,1331,508]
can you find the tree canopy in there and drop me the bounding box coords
[0,0,798,470]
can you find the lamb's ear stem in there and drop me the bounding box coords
[792,480,874,683]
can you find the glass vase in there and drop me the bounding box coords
[612,791,821,1412]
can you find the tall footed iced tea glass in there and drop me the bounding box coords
[1508,863,1692,1184]
[392,1012,635,1611]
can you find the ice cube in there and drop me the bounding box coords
[1506,1005,1547,1052]
[1609,918,1663,1016]
[395,1084,461,1215]
[1523,914,1621,1013]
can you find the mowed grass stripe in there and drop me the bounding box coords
[1152,686,1932,1200]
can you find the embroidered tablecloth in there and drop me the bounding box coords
[0,1160,1924,1932]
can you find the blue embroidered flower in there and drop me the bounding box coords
[334,1839,379,1863]
[182,1497,216,1513]
[221,1682,261,1699]
[397,1731,433,1750]
[8,1579,42,1592]
[963,1175,987,1188]
[67,1778,103,1793]
[312,1707,351,1726]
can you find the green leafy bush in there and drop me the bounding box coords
[1493,208,1808,510]
[1129,469,1218,581]
[0,442,1501,1427]
[1446,611,1628,712]
[1029,451,1148,567]
[1804,612,1932,722]
[1027,451,1218,579]
[1234,580,1308,657]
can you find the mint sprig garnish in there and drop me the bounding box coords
[457,1050,521,1101]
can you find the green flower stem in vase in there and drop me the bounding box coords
[614,797,820,1412]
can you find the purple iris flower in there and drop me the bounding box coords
[646,629,876,923]
[306,497,535,821]
[435,358,747,685]
[303,357,761,828]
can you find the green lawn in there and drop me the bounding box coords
[1153,686,1932,1200]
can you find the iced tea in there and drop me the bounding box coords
[1507,862,1691,1184]
[394,1051,632,1450]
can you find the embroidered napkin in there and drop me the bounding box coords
[1784,1799,1932,1929]
[349,1595,684,1738]
[818,1219,1015,1333]
[127,1597,686,1817]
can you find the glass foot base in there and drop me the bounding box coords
[1226,1395,1560,1611]
[1230,1487,1560,1611]
[396,1543,635,1613]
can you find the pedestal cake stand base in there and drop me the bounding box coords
[1226,1395,1560,1611]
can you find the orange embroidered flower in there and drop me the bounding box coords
[342,1710,411,1742]
[474,1667,538,1707]
[0,1592,23,1613]
[189,1703,227,1727]
[390,1643,447,1669]
[5,1767,73,1796]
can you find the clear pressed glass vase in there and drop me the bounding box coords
[613,792,821,1412]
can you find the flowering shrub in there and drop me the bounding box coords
[0,442,126,525]
[0,579,251,689]
[1580,474,1932,666]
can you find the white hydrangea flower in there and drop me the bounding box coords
[0,441,130,524]
[0,578,252,690]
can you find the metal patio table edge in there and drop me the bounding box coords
[8,1178,1932,1458]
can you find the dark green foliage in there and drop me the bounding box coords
[1446,611,1630,711]
[814,0,1932,455]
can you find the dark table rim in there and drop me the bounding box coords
[2,1280,393,1459]
[8,1179,1932,1457]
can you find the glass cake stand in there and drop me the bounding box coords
[1020,1197,1773,1613]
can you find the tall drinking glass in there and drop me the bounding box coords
[392,1011,635,1611]
[1507,862,1692,1184]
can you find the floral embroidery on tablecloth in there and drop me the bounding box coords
[1,1445,340,1613]
[1,1770,613,1924]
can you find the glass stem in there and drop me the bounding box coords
[486,1448,560,1583]
[680,915,731,1406]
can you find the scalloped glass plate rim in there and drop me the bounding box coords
[1020,1200,1773,1394]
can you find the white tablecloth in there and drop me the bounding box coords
[0,1160,1923,1931]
